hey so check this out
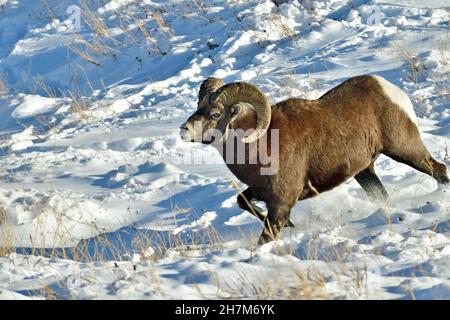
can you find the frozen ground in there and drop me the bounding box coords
[0,0,449,299]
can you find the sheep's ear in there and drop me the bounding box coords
[229,104,242,123]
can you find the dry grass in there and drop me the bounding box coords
[65,89,89,120]
[217,262,329,299]
[394,24,449,100]
[0,76,8,98]
[399,47,428,85]
[33,71,91,122]
[43,1,176,65]
[68,44,102,66]
[0,188,431,300]
[0,179,331,299]
[268,14,297,40]
[0,205,15,257]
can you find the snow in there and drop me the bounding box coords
[12,95,60,119]
[0,0,449,299]
[372,75,418,125]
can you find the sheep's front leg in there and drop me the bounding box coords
[237,188,267,222]
[238,187,296,227]
[257,203,293,245]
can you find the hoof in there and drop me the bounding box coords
[435,164,449,185]
[257,234,273,246]
[436,174,449,185]
[286,220,296,228]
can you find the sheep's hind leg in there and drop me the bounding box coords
[385,143,449,185]
[237,188,295,227]
[382,121,449,184]
[355,163,389,202]
[395,154,450,185]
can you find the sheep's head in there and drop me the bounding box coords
[180,78,271,145]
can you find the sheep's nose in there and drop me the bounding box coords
[179,122,193,142]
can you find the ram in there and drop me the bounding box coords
[180,75,449,244]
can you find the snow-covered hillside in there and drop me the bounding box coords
[0,0,449,299]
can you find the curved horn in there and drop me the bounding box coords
[211,82,271,143]
[198,77,224,107]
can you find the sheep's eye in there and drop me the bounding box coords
[209,112,221,120]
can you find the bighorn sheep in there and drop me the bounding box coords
[180,75,449,244]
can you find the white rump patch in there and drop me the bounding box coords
[372,75,418,125]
